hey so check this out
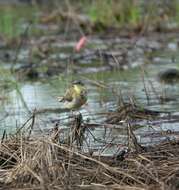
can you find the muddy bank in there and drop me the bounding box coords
[1,32,178,80]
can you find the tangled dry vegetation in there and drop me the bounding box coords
[0,116,178,190]
[106,103,161,124]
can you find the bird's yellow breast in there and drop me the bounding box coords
[73,84,86,97]
[73,85,81,95]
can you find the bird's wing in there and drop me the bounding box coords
[61,86,75,102]
[81,87,87,97]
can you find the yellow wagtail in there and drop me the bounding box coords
[58,80,87,110]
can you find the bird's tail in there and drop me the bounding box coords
[57,96,64,102]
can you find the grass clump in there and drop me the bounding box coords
[87,0,141,29]
[0,4,38,39]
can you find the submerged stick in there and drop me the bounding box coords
[127,123,145,153]
[10,22,31,73]
[34,107,70,114]
[27,112,36,140]
[1,130,6,143]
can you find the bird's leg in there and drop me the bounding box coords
[70,110,74,118]
[77,110,81,116]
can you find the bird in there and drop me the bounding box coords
[58,80,87,110]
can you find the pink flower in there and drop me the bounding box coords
[75,36,87,52]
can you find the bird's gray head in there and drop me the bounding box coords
[72,80,84,86]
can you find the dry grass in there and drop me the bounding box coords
[0,126,178,190]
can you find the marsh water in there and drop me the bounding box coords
[1,4,179,155]
[1,45,179,151]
